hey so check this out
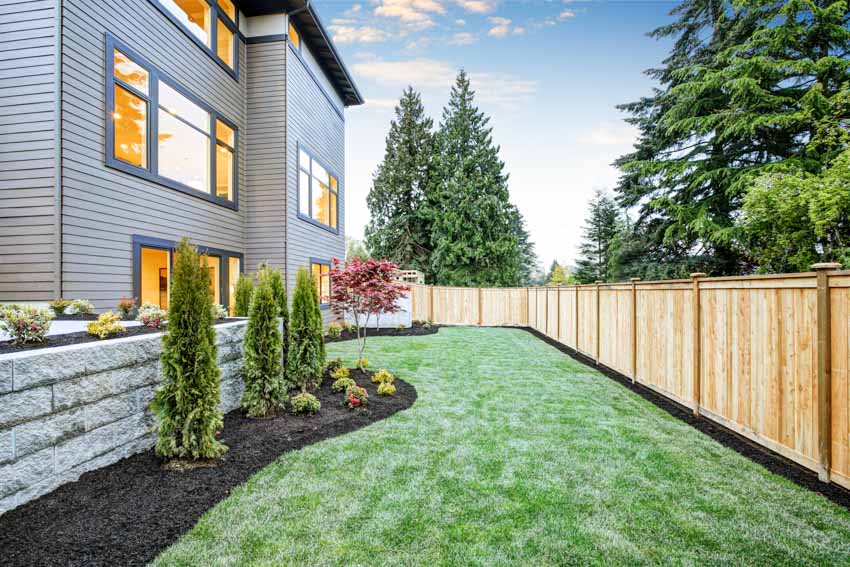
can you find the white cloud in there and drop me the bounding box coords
[512,26,526,35]
[559,9,576,21]
[448,31,476,45]
[455,0,499,13]
[578,122,639,146]
[374,0,445,29]
[406,36,434,50]
[455,18,466,25]
[487,16,512,38]
[329,22,391,44]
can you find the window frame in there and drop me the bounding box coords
[309,257,331,309]
[296,142,340,234]
[132,234,243,312]
[105,34,239,211]
[149,0,240,80]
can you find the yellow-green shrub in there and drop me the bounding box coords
[87,311,126,339]
[331,366,350,381]
[372,369,394,384]
[332,377,356,393]
[377,382,396,396]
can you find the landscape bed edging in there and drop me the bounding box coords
[0,321,248,515]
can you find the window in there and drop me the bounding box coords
[298,147,339,231]
[152,0,239,75]
[134,235,242,311]
[311,261,331,306]
[106,36,238,209]
[288,21,301,50]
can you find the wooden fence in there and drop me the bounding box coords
[408,264,850,490]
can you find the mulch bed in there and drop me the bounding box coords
[0,370,416,567]
[0,319,243,355]
[324,322,439,343]
[523,327,850,511]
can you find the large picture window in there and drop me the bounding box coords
[152,0,239,77]
[107,36,238,209]
[298,146,339,232]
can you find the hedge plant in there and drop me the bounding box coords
[233,274,254,317]
[241,273,286,417]
[287,267,325,393]
[258,262,289,383]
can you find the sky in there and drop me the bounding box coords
[314,0,677,270]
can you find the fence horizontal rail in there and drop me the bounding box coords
[408,267,850,490]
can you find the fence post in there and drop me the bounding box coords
[556,286,561,341]
[595,281,602,363]
[630,278,640,383]
[574,286,579,352]
[690,273,707,416]
[814,262,840,482]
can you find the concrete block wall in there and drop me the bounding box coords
[0,321,247,515]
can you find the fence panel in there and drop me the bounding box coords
[831,277,850,488]
[577,287,597,357]
[546,288,559,339]
[598,285,633,377]
[558,287,576,349]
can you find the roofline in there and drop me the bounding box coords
[304,2,364,106]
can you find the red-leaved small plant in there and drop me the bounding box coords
[345,385,368,409]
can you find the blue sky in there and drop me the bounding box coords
[315,0,676,269]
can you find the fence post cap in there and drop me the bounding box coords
[629,277,641,282]
[690,272,707,278]
[812,262,842,270]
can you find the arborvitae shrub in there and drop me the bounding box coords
[287,267,325,392]
[151,238,226,460]
[258,263,289,383]
[241,276,285,417]
[233,274,254,317]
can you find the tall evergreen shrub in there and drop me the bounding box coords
[233,274,254,317]
[151,238,226,460]
[258,262,289,381]
[287,267,325,392]
[241,274,285,417]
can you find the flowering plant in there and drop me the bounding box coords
[136,302,167,328]
[0,306,53,344]
[345,385,368,409]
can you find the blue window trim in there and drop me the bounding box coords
[309,257,332,309]
[105,34,239,211]
[148,0,241,81]
[132,235,244,311]
[296,141,340,235]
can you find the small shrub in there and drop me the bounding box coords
[422,321,432,329]
[291,392,321,415]
[87,311,126,339]
[324,357,344,374]
[396,323,406,331]
[345,385,368,409]
[233,274,254,317]
[49,298,71,316]
[70,299,94,315]
[332,377,356,393]
[346,323,358,334]
[117,297,136,319]
[137,303,167,328]
[327,322,343,338]
[211,303,228,320]
[372,369,394,384]
[331,366,350,381]
[359,356,369,369]
[0,307,53,344]
[377,382,396,396]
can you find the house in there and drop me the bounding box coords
[1,0,363,319]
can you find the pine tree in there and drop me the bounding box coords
[365,87,434,275]
[427,70,527,287]
[574,190,622,283]
[546,261,571,286]
[152,238,226,460]
[241,274,285,417]
[287,267,325,393]
[233,274,253,317]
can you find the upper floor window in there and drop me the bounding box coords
[298,147,339,232]
[107,36,238,209]
[152,0,239,77]
[288,21,301,51]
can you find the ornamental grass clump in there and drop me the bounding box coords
[48,298,71,316]
[1,307,53,344]
[241,271,286,418]
[87,311,126,339]
[233,274,254,317]
[151,238,227,461]
[287,267,325,393]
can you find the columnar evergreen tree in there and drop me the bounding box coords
[365,87,434,275]
[573,190,622,283]
[287,267,325,392]
[152,238,226,460]
[258,262,289,381]
[427,70,528,286]
[241,274,285,417]
[233,274,253,317]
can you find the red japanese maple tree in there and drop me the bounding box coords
[329,257,408,370]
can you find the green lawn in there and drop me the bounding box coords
[155,327,850,566]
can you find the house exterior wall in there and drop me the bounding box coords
[285,42,345,321]
[0,0,60,303]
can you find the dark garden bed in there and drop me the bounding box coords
[0,318,243,355]
[0,370,416,567]
[523,327,850,511]
[325,321,439,343]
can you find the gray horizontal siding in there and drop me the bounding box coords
[61,0,247,309]
[0,0,58,303]
[285,43,345,323]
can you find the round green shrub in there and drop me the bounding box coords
[291,392,321,415]
[377,382,396,396]
[332,377,356,393]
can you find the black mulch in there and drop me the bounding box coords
[0,371,416,567]
[324,322,439,343]
[0,319,244,355]
[523,326,850,511]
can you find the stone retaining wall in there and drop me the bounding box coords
[0,321,247,515]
